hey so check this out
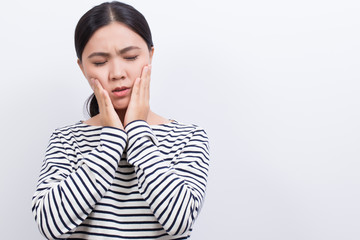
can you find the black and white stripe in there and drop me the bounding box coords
[32,119,210,239]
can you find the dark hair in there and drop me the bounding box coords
[74,1,153,117]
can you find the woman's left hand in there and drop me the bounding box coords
[124,64,151,127]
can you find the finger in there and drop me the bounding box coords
[139,65,149,96]
[93,79,107,111]
[102,89,113,109]
[144,65,151,101]
[132,77,141,98]
[90,78,97,93]
[97,81,113,110]
[92,79,102,100]
[91,78,101,102]
[140,65,149,80]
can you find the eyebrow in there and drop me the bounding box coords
[119,46,140,54]
[87,46,141,59]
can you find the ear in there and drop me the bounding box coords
[77,59,86,77]
[149,47,154,64]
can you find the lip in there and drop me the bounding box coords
[113,86,129,91]
[112,87,130,97]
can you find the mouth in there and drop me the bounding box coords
[112,86,129,92]
[112,86,130,97]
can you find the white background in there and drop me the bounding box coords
[0,0,359,239]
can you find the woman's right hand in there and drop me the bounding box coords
[90,78,124,130]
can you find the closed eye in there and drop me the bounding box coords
[124,55,138,61]
[94,61,107,66]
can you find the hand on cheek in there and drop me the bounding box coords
[124,64,151,128]
[90,78,124,130]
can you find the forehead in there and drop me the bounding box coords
[83,22,147,53]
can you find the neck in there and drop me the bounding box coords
[115,108,127,126]
[115,108,153,126]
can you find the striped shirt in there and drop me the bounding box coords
[32,119,210,239]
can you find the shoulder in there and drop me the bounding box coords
[51,121,102,140]
[175,121,210,150]
[173,120,208,137]
[152,120,209,143]
[170,121,210,159]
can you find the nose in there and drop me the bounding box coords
[109,59,125,81]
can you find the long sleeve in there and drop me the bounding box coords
[32,126,127,239]
[124,120,210,237]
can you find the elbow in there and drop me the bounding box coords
[164,219,193,237]
[32,195,66,240]
[166,230,190,238]
[32,199,53,239]
[162,191,203,236]
[33,205,66,240]
[32,206,51,239]
[162,206,199,237]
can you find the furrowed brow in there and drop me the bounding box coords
[87,52,110,59]
[87,46,140,59]
[119,46,140,54]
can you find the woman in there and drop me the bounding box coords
[31,1,210,239]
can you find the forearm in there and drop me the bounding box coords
[125,120,210,236]
[32,127,127,239]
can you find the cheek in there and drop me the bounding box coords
[83,64,109,85]
[131,60,150,79]
[82,65,111,91]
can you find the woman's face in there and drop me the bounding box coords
[78,22,154,110]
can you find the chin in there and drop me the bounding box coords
[114,106,128,110]
[112,100,129,110]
